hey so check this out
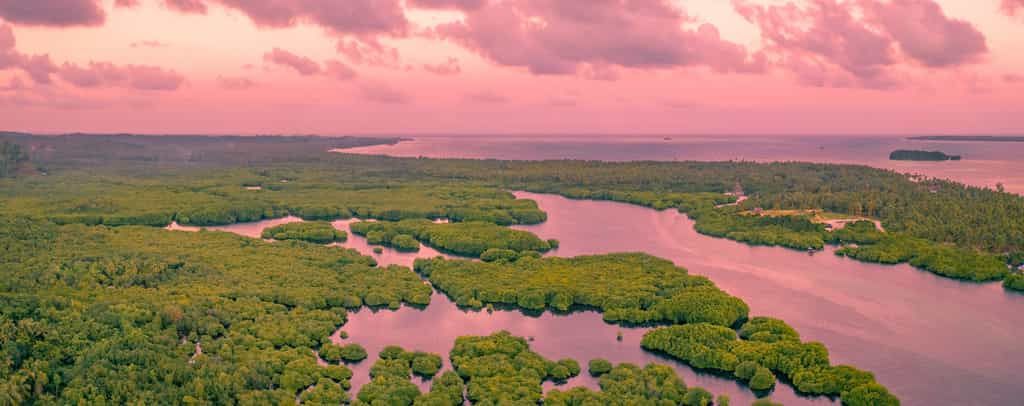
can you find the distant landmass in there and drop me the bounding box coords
[908,136,1024,142]
[889,150,961,161]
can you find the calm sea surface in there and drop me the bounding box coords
[186,190,1024,405]
[342,135,1024,194]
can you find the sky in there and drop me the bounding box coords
[1,0,1023,135]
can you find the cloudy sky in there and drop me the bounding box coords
[1,0,1023,135]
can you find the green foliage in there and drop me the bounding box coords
[751,399,783,406]
[411,352,443,377]
[836,236,1007,281]
[840,383,901,406]
[683,387,714,405]
[889,150,960,161]
[413,371,465,406]
[738,317,801,343]
[546,362,698,405]
[0,217,432,404]
[1004,271,1024,292]
[450,331,580,404]
[748,367,776,391]
[642,318,894,401]
[480,248,519,262]
[825,220,885,245]
[338,344,368,362]
[261,221,347,243]
[415,253,749,326]
[352,219,553,257]
[588,358,613,376]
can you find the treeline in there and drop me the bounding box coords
[261,221,347,244]
[415,253,749,327]
[889,150,961,161]
[352,219,557,257]
[0,216,432,404]
[0,140,27,177]
[642,318,899,406]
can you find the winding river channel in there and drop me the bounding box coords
[182,190,1024,405]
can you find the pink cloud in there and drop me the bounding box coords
[217,76,256,90]
[1002,0,1024,16]
[57,62,186,91]
[337,39,400,67]
[423,57,461,76]
[0,0,105,27]
[160,0,409,37]
[407,0,486,10]
[1005,73,1024,83]
[434,0,763,77]
[0,25,58,84]
[734,0,986,89]
[115,0,140,7]
[359,82,411,104]
[325,60,357,81]
[263,47,321,76]
[863,0,987,67]
[131,40,168,48]
[164,0,207,14]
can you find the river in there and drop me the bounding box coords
[187,191,1023,405]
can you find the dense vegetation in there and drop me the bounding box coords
[415,253,749,326]
[546,361,724,406]
[1005,271,1024,292]
[888,150,961,161]
[449,331,582,404]
[0,216,434,404]
[642,317,899,406]
[261,221,347,243]
[353,346,451,405]
[352,219,556,257]
[3,133,1022,286]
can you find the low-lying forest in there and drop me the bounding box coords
[2,134,1019,288]
[0,216,431,404]
[6,132,1021,404]
[414,253,749,327]
[351,219,556,257]
[262,221,347,244]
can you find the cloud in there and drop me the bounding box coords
[115,0,140,7]
[217,76,256,90]
[57,62,186,91]
[734,0,986,89]
[359,82,411,104]
[164,0,208,14]
[863,0,987,67]
[1005,73,1024,83]
[423,57,461,76]
[325,60,357,81]
[407,0,486,10]
[0,25,58,84]
[464,91,509,104]
[131,40,168,48]
[0,0,106,27]
[263,47,321,76]
[157,0,409,36]
[433,0,763,77]
[1002,0,1024,16]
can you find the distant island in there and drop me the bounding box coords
[908,136,1024,142]
[889,150,961,161]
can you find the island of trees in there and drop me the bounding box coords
[888,150,961,161]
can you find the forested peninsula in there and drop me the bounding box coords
[5,133,1024,405]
